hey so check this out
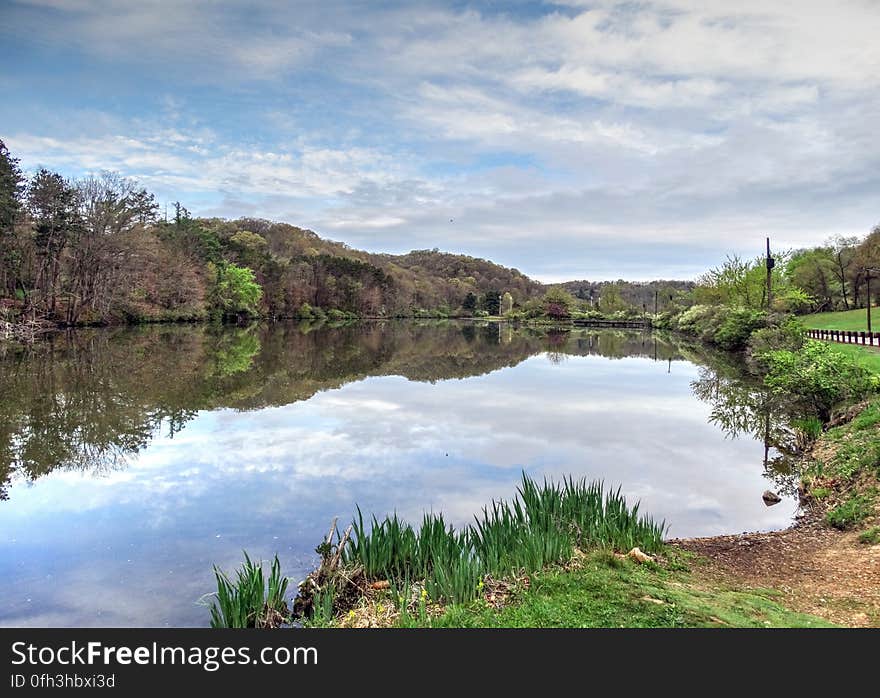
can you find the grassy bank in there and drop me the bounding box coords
[207,474,833,629]
[791,319,880,533]
[322,548,832,628]
[802,396,880,531]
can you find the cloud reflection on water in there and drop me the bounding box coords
[0,325,796,626]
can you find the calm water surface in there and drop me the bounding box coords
[0,322,801,627]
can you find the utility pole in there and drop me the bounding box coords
[766,237,775,311]
[866,268,880,333]
[653,289,658,316]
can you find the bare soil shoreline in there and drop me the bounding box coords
[671,512,880,627]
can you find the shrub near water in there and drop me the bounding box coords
[674,304,767,351]
[762,340,878,419]
[342,473,665,605]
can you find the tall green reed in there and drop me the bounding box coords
[209,553,289,628]
[343,473,665,605]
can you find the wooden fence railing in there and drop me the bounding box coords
[806,328,880,347]
[571,319,652,328]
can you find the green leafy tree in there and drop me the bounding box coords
[598,283,626,312]
[210,262,263,317]
[227,230,268,268]
[829,236,859,310]
[786,247,836,311]
[694,254,789,310]
[853,225,880,308]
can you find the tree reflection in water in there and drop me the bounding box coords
[689,364,804,496]
[0,322,802,500]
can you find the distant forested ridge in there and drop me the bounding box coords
[0,139,547,325]
[0,139,708,327]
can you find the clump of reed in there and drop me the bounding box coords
[208,553,289,628]
[341,473,665,606]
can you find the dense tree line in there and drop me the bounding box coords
[685,228,880,316]
[0,140,547,325]
[560,279,695,313]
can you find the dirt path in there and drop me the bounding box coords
[672,515,880,627]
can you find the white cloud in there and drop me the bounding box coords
[3,0,880,279]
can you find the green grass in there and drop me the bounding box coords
[805,307,879,331]
[394,550,833,628]
[809,398,880,482]
[825,490,877,530]
[342,473,665,606]
[858,527,880,545]
[820,343,880,375]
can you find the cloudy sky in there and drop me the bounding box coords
[2,1,879,281]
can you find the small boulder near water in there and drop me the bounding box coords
[762,490,782,506]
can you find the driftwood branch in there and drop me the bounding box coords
[329,524,353,571]
[293,519,361,620]
[325,517,338,547]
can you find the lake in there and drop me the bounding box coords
[0,321,801,627]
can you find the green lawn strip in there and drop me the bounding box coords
[819,343,880,375]
[398,551,833,628]
[805,307,879,331]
